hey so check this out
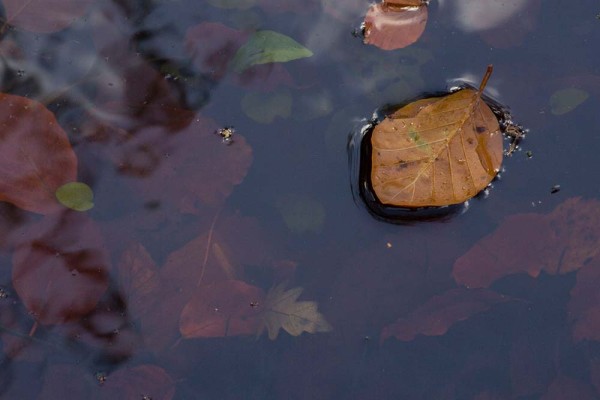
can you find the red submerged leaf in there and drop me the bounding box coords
[185,22,294,91]
[0,299,44,362]
[11,212,110,325]
[98,365,175,400]
[510,334,555,397]
[568,256,600,342]
[180,280,265,338]
[185,22,248,81]
[454,198,600,288]
[453,214,560,288]
[363,2,428,50]
[540,375,597,400]
[127,212,272,350]
[132,115,252,211]
[0,93,77,215]
[547,198,600,274]
[590,358,600,394]
[3,0,92,33]
[479,0,540,48]
[117,242,161,319]
[38,364,89,400]
[381,288,509,342]
[257,0,319,14]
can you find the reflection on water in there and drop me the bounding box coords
[0,0,600,398]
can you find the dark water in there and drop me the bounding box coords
[1,0,600,399]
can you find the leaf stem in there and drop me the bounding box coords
[478,65,494,93]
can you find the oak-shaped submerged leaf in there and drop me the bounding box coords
[56,182,94,211]
[370,66,503,207]
[549,88,589,115]
[258,284,332,340]
[232,30,313,73]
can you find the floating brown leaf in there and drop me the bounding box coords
[380,288,509,342]
[370,66,503,207]
[363,1,428,50]
[454,198,600,288]
[257,283,332,340]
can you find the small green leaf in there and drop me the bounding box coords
[549,88,589,115]
[232,30,313,73]
[276,194,325,234]
[56,182,94,211]
[241,90,292,124]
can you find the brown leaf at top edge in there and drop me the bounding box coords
[370,66,502,207]
[380,287,509,342]
[363,2,428,50]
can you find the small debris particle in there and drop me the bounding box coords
[95,372,107,385]
[550,185,561,194]
[526,150,533,158]
[216,126,235,145]
[386,242,392,248]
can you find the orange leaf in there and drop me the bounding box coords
[0,93,77,214]
[370,66,503,207]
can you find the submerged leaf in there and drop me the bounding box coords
[363,1,428,50]
[370,66,503,207]
[258,284,332,340]
[549,88,589,115]
[0,93,77,214]
[55,182,94,211]
[179,280,265,338]
[241,90,292,124]
[381,288,509,342]
[12,212,110,325]
[232,30,313,73]
[453,198,600,288]
[3,0,92,33]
